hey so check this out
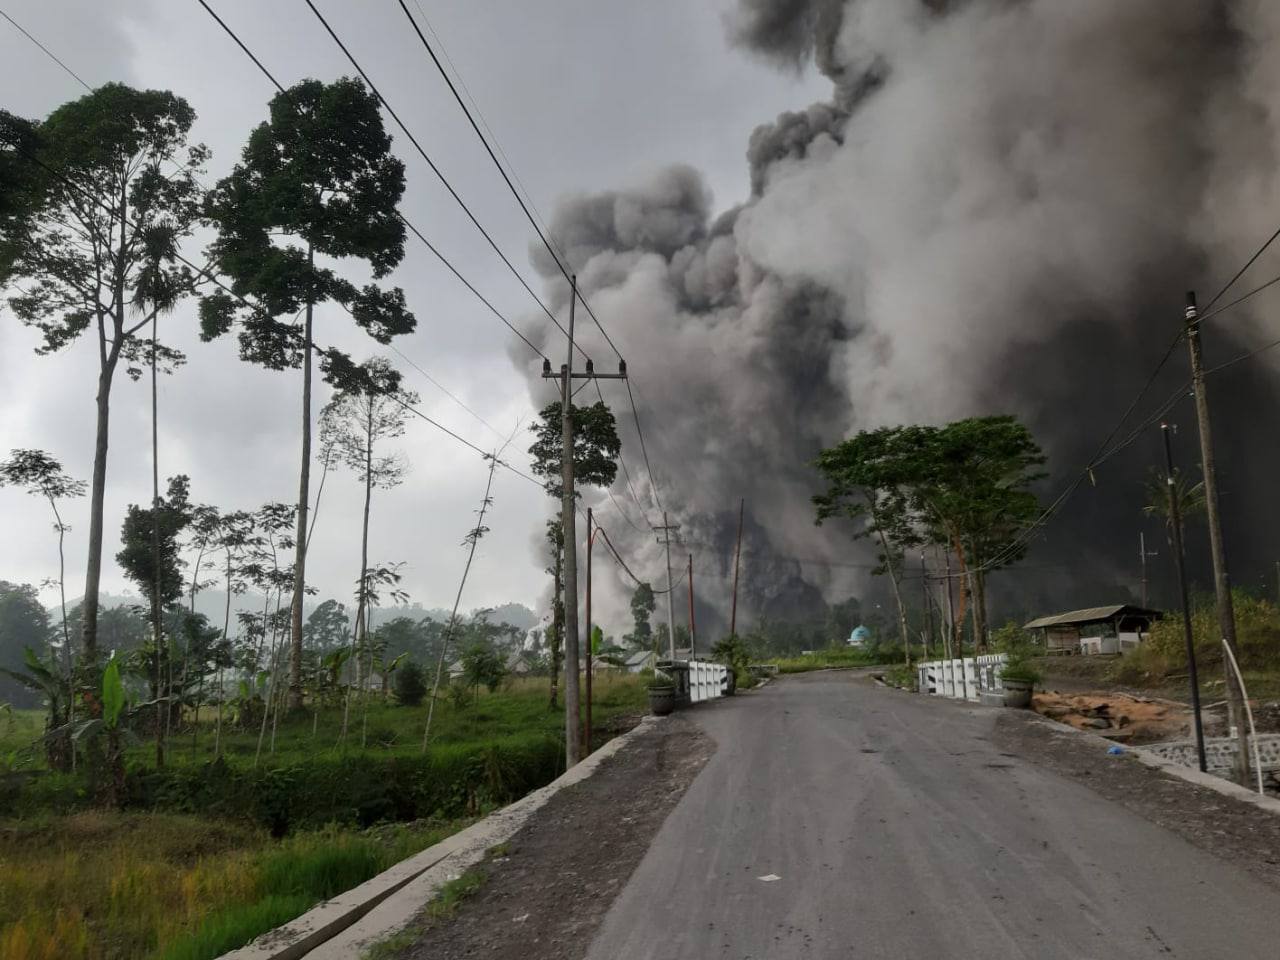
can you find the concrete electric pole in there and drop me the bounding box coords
[539,276,627,769]
[654,513,680,660]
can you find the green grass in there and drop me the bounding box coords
[0,810,470,960]
[1,675,648,775]
[1,678,650,959]
[771,649,883,674]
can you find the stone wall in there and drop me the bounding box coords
[1144,734,1280,777]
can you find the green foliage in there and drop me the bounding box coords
[998,660,1042,685]
[628,583,656,647]
[101,657,125,729]
[1113,589,1280,686]
[774,648,880,673]
[157,894,313,960]
[459,644,506,696]
[201,77,414,387]
[115,474,193,609]
[1142,467,1205,529]
[528,400,621,499]
[393,660,426,707]
[0,581,53,709]
[712,634,753,689]
[1,84,206,358]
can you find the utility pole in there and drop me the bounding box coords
[539,276,627,769]
[920,552,933,660]
[654,513,680,660]
[687,553,697,659]
[1162,422,1207,772]
[729,498,744,638]
[584,506,593,758]
[1184,290,1250,785]
[1139,532,1158,608]
[944,551,956,661]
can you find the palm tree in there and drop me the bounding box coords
[1143,467,1206,538]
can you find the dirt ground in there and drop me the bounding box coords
[1032,690,1192,743]
[995,709,1280,891]
[391,715,712,960]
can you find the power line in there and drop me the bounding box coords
[194,0,551,364]
[297,0,587,361]
[394,0,624,363]
[0,8,92,91]
[1205,223,1280,311]
[385,342,503,441]
[1200,270,1280,324]
[624,377,666,516]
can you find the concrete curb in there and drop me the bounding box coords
[1027,713,1280,817]
[219,716,665,960]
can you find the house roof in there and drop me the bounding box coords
[625,649,654,667]
[1024,604,1162,630]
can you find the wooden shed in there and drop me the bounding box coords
[1023,604,1162,656]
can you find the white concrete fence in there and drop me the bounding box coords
[688,660,730,703]
[917,654,1008,702]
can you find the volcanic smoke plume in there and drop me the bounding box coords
[522,0,1280,631]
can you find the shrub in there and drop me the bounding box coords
[393,660,427,707]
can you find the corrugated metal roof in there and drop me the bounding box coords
[1023,604,1161,630]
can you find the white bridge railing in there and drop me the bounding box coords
[917,654,1008,701]
[688,660,729,703]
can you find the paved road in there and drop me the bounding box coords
[586,671,1280,959]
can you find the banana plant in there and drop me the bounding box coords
[0,647,73,770]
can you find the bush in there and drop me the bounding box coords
[393,661,426,707]
[1113,589,1280,686]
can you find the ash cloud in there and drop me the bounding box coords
[524,0,1280,633]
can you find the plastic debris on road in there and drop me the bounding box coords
[1107,745,1125,756]
[757,874,781,882]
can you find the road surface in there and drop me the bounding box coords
[586,671,1280,958]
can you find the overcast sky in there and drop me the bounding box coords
[0,0,827,620]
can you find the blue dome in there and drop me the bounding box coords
[850,625,871,642]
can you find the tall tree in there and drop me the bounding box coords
[0,86,207,664]
[910,417,1045,652]
[201,77,415,710]
[528,400,622,500]
[116,474,193,766]
[318,357,416,691]
[628,582,656,650]
[813,427,924,660]
[0,450,86,675]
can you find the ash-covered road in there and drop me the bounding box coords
[586,671,1280,959]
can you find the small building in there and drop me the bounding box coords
[847,625,871,648]
[505,648,538,675]
[1023,605,1162,656]
[624,649,656,674]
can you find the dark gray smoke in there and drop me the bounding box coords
[523,0,1280,634]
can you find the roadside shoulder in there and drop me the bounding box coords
[995,709,1280,891]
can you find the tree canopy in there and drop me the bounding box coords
[528,400,621,499]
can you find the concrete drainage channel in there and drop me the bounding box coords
[218,716,664,960]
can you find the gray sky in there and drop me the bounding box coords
[0,0,826,620]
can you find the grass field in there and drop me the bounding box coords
[0,675,649,960]
[0,674,648,772]
[0,810,467,960]
[769,648,884,674]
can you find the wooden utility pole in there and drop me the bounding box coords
[1162,422,1207,772]
[539,276,628,769]
[584,506,593,757]
[654,513,681,660]
[1183,290,1250,784]
[687,554,697,659]
[729,498,744,638]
